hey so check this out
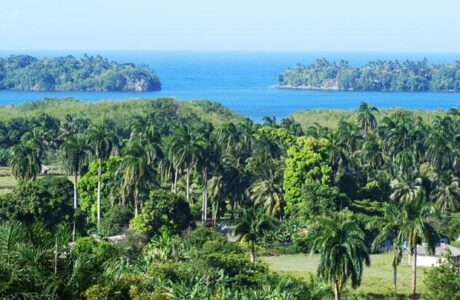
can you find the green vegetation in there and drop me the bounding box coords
[290,108,446,129]
[0,98,459,299]
[0,55,161,91]
[262,253,427,298]
[278,58,460,91]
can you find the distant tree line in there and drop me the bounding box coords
[278,58,460,91]
[0,54,161,91]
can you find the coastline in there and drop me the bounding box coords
[273,84,459,93]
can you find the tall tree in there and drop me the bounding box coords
[87,120,118,227]
[169,125,204,203]
[372,202,404,294]
[357,102,379,132]
[394,200,439,300]
[310,211,370,300]
[120,138,155,216]
[61,134,91,240]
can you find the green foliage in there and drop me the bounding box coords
[0,148,10,166]
[72,237,119,292]
[309,210,370,298]
[79,157,123,223]
[0,54,161,91]
[279,58,460,91]
[283,136,331,217]
[130,189,192,237]
[99,205,133,236]
[0,176,74,228]
[299,183,349,218]
[423,255,460,300]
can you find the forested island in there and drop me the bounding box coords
[0,55,161,92]
[0,98,459,299]
[278,58,460,91]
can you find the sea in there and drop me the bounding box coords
[1,51,460,122]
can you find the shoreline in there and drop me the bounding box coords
[273,84,460,93]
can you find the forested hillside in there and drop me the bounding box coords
[0,55,161,91]
[278,59,460,91]
[0,99,459,299]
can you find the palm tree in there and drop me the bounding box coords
[394,199,439,300]
[357,102,379,132]
[168,125,204,203]
[249,158,284,216]
[372,202,404,293]
[430,176,460,213]
[87,120,118,227]
[310,211,370,300]
[61,134,91,240]
[233,208,277,263]
[195,122,217,225]
[390,174,423,203]
[10,141,42,180]
[120,138,155,216]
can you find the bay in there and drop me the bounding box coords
[0,51,459,121]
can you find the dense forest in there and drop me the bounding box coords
[0,55,161,91]
[278,58,460,91]
[0,98,459,299]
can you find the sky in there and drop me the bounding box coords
[1,0,459,52]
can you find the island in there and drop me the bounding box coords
[277,58,460,92]
[0,54,161,92]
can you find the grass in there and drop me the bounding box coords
[261,253,428,299]
[0,167,15,194]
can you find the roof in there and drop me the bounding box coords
[417,244,460,257]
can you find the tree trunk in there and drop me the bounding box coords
[134,186,139,216]
[334,280,341,300]
[213,196,220,226]
[393,264,397,293]
[173,168,178,193]
[97,159,102,228]
[412,250,417,300]
[202,169,208,226]
[54,236,58,275]
[186,166,190,203]
[250,240,256,263]
[73,171,78,242]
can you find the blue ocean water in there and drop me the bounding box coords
[1,51,460,121]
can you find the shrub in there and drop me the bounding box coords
[0,176,73,228]
[129,189,192,238]
[99,205,133,236]
[423,254,460,300]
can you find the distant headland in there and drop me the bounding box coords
[0,54,161,92]
[277,58,460,92]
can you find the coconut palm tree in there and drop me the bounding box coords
[10,141,42,180]
[310,211,370,300]
[390,174,423,203]
[61,134,91,240]
[430,176,460,213]
[357,102,379,132]
[86,120,118,227]
[249,158,284,217]
[233,208,277,263]
[394,199,439,300]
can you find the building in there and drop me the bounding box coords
[412,243,460,267]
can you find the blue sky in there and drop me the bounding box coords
[1,0,459,52]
